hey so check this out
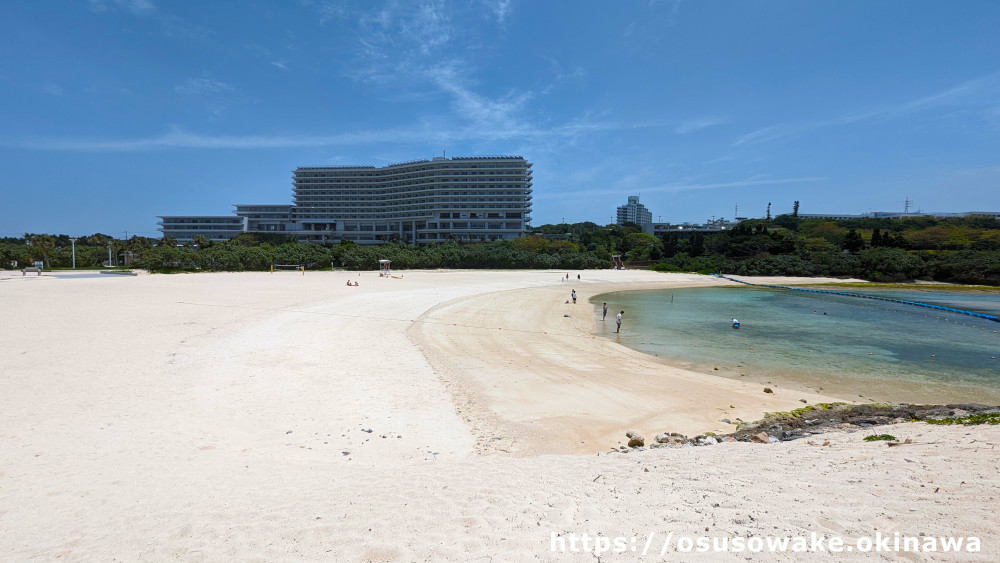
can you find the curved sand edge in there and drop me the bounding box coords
[409,271,857,455]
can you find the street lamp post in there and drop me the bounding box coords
[70,238,78,269]
[107,242,113,267]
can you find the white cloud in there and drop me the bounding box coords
[353,0,451,59]
[88,0,156,16]
[425,63,532,132]
[174,75,235,95]
[733,72,1000,146]
[674,116,726,134]
[540,176,826,199]
[666,0,683,27]
[41,83,65,96]
[3,109,647,152]
[302,0,348,25]
[489,0,512,25]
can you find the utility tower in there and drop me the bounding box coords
[766,202,772,220]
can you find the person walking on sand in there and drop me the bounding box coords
[616,311,623,333]
[571,289,577,304]
[602,302,608,321]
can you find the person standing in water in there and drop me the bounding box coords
[602,302,608,321]
[571,289,577,304]
[616,310,623,333]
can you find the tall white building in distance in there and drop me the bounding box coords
[159,155,533,244]
[616,195,653,227]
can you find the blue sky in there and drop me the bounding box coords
[1,0,999,237]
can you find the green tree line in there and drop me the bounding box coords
[3,215,997,284]
[650,216,1000,285]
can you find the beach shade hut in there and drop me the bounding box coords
[611,255,624,270]
[378,259,391,277]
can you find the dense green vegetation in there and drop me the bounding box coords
[2,233,122,269]
[3,215,997,284]
[647,216,1000,285]
[0,232,607,272]
[863,434,898,442]
[923,412,1000,425]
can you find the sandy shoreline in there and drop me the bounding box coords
[1,269,997,560]
[408,271,858,455]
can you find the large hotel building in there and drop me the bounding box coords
[158,155,533,244]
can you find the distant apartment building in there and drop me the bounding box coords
[159,155,533,244]
[616,195,653,227]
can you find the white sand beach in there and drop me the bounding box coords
[1,269,997,560]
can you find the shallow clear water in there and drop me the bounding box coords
[593,287,1000,403]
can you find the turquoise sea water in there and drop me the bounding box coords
[593,287,1000,404]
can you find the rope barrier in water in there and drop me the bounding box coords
[712,274,1000,324]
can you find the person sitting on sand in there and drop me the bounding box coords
[571,289,577,304]
[616,311,623,333]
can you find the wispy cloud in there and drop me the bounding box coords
[425,62,532,132]
[87,0,156,16]
[3,110,656,152]
[6,128,399,152]
[88,0,211,42]
[674,116,726,134]
[334,0,457,85]
[659,0,684,27]
[540,57,585,94]
[355,0,451,59]
[733,72,1000,146]
[541,175,825,199]
[302,0,348,25]
[488,0,512,25]
[174,74,235,95]
[41,83,65,96]
[626,0,682,38]
[270,60,289,71]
